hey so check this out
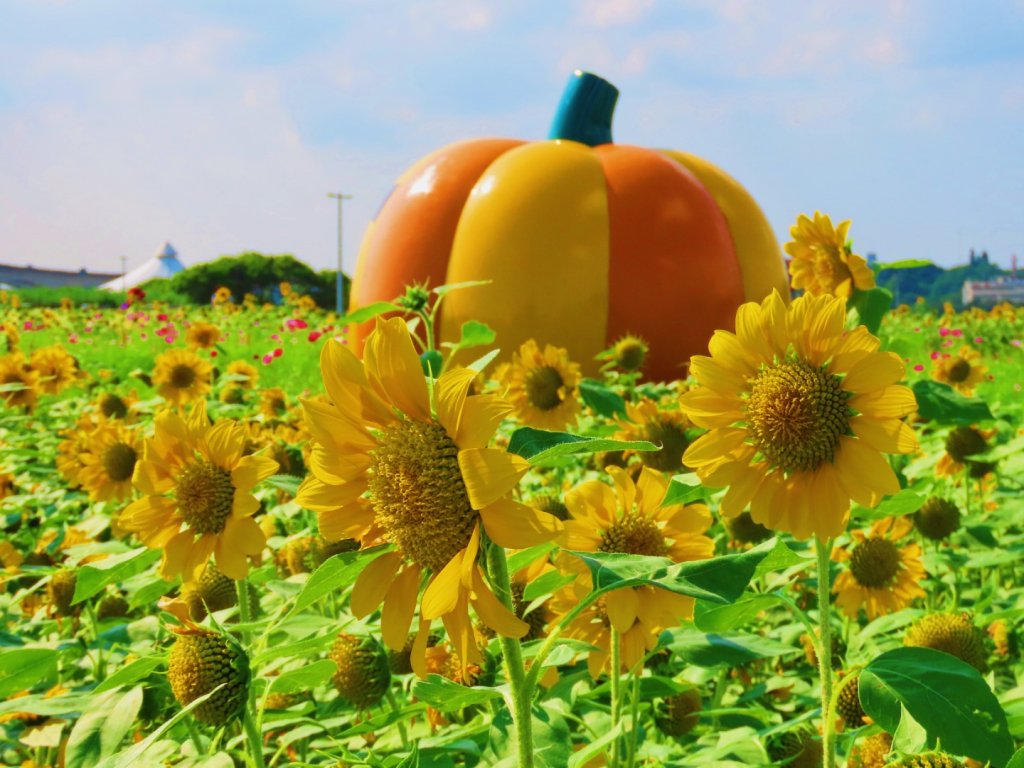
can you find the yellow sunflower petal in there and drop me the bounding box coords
[460,523,481,587]
[201,421,246,469]
[471,568,529,638]
[421,551,464,620]
[161,531,193,579]
[381,564,421,650]
[231,490,260,518]
[851,416,918,454]
[457,448,529,509]
[223,515,266,555]
[213,534,248,580]
[479,499,562,548]
[683,429,748,468]
[456,395,513,450]
[231,455,280,493]
[607,466,637,513]
[435,367,479,438]
[850,385,917,419]
[834,438,900,508]
[843,352,905,393]
[364,317,431,421]
[320,340,393,427]
[604,588,639,634]
[350,551,403,618]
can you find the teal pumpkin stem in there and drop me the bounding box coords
[548,70,619,146]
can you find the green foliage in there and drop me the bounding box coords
[12,285,127,308]
[169,251,349,306]
[876,258,1010,309]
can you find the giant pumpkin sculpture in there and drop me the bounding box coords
[350,70,789,381]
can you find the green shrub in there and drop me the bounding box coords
[13,285,127,308]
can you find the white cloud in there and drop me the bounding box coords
[578,0,656,27]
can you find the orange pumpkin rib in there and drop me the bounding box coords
[596,144,744,381]
[658,149,789,304]
[350,137,524,351]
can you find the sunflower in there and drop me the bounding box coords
[77,421,143,502]
[785,212,875,298]
[56,416,95,488]
[932,346,987,396]
[614,397,693,472]
[153,349,213,406]
[119,401,278,581]
[0,352,39,411]
[833,517,926,620]
[679,291,918,541]
[186,322,221,350]
[259,387,290,420]
[496,339,581,431]
[93,390,138,421]
[554,466,714,676]
[29,345,80,395]
[225,360,259,389]
[295,319,561,676]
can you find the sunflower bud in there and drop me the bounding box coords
[329,633,391,709]
[944,426,987,463]
[167,629,249,726]
[767,727,823,768]
[726,511,772,545]
[183,565,253,621]
[914,497,961,541]
[904,612,987,672]
[96,594,130,620]
[47,569,78,617]
[610,335,648,372]
[848,732,892,768]
[836,670,865,727]
[655,687,701,736]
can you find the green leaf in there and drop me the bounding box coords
[1006,746,1024,768]
[911,380,994,425]
[264,474,301,496]
[891,703,929,754]
[693,594,779,632]
[564,537,785,613]
[661,473,705,505]
[285,546,390,619]
[269,659,338,694]
[505,542,556,575]
[94,656,164,694]
[567,722,624,768]
[338,301,401,325]
[432,279,492,298]
[507,427,656,464]
[859,647,1013,764]
[578,379,626,417]
[466,348,501,373]
[411,674,503,711]
[441,320,496,354]
[665,627,800,667]
[0,648,58,698]
[72,547,161,605]
[522,569,576,603]
[853,488,925,521]
[847,286,893,334]
[65,686,144,768]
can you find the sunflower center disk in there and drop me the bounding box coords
[849,537,901,588]
[369,420,477,573]
[644,419,689,472]
[747,359,850,474]
[600,514,668,557]
[102,442,138,482]
[176,460,236,535]
[170,364,198,389]
[100,393,128,419]
[947,358,971,383]
[525,366,565,411]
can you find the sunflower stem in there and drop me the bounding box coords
[385,689,411,750]
[816,537,836,768]
[236,578,253,648]
[610,626,623,767]
[625,663,641,768]
[483,538,534,768]
[241,705,266,768]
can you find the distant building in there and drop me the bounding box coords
[99,242,184,291]
[0,263,118,290]
[962,277,1024,305]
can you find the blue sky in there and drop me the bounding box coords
[1,0,1022,276]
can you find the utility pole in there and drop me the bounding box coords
[121,255,127,292]
[327,192,353,314]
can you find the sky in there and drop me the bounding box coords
[0,0,1022,277]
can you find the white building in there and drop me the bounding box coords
[962,277,1024,305]
[100,242,185,291]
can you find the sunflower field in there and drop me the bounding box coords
[3,219,1024,768]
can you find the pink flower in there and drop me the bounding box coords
[930,351,940,359]
[273,348,283,358]
[913,364,924,372]
[286,318,308,331]
[157,313,168,321]
[308,331,322,342]
[952,329,963,337]
[210,350,218,358]
[1012,339,1022,347]
[939,328,950,337]
[973,336,983,344]
[164,336,175,344]
[262,354,274,365]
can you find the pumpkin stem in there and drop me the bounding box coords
[548,70,618,147]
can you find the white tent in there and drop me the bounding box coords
[100,242,185,291]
